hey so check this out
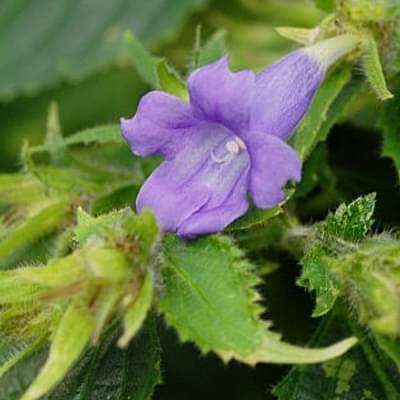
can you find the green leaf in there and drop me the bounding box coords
[0,340,48,400]
[0,0,207,100]
[125,30,189,99]
[298,246,340,317]
[274,307,400,400]
[124,31,159,88]
[362,34,393,101]
[0,174,45,205]
[0,336,46,380]
[21,298,94,400]
[228,205,283,231]
[30,125,123,155]
[45,102,64,163]
[228,188,294,232]
[321,193,376,243]
[298,194,377,317]
[0,202,70,270]
[118,273,154,348]
[317,76,364,145]
[374,334,400,370]
[275,26,319,45]
[47,317,161,400]
[160,235,357,364]
[313,0,335,12]
[197,30,227,67]
[157,60,189,101]
[290,68,352,160]
[75,208,159,260]
[380,82,400,181]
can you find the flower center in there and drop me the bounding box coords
[211,136,246,164]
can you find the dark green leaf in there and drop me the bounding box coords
[274,307,400,400]
[0,340,48,400]
[380,81,400,181]
[0,0,207,100]
[291,68,352,160]
[47,317,161,400]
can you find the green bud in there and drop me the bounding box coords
[344,0,397,23]
[329,237,400,336]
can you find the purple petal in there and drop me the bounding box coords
[121,91,196,159]
[249,51,324,141]
[188,56,255,134]
[177,167,249,239]
[246,131,301,208]
[136,122,249,235]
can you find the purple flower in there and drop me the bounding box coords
[121,36,357,238]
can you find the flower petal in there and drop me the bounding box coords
[121,91,195,159]
[136,122,250,234]
[247,131,301,209]
[249,51,324,141]
[177,167,249,239]
[188,56,255,134]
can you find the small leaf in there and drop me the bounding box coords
[198,30,227,67]
[322,193,376,243]
[275,26,320,45]
[380,82,400,181]
[124,31,159,88]
[362,34,393,101]
[75,207,159,261]
[30,125,123,156]
[118,273,154,348]
[298,246,340,317]
[21,299,94,400]
[229,205,283,231]
[290,68,352,160]
[45,102,64,163]
[228,188,294,232]
[157,60,188,101]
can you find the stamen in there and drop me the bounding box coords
[211,136,247,164]
[211,152,233,163]
[225,140,240,154]
[236,137,247,150]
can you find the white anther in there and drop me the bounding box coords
[236,137,246,150]
[211,136,247,164]
[225,140,240,155]
[225,136,246,154]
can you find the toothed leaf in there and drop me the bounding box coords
[159,235,356,365]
